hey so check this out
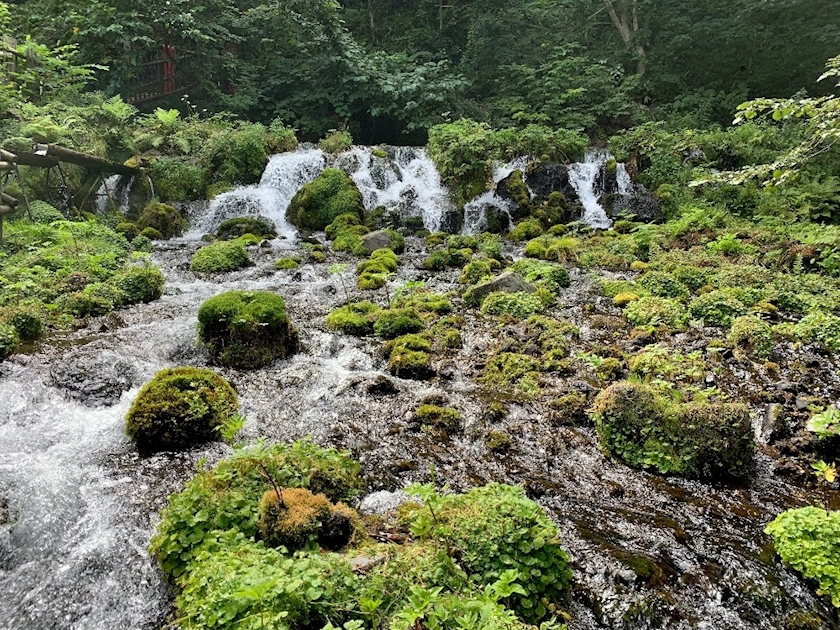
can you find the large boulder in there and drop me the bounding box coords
[524,162,579,202]
[125,367,238,452]
[215,216,277,240]
[286,168,365,231]
[197,290,299,368]
[50,347,137,407]
[360,229,404,255]
[495,170,531,222]
[463,272,535,307]
[137,202,187,239]
[600,191,663,223]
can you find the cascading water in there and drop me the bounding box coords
[567,149,615,229]
[462,157,530,234]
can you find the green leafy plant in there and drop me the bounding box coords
[806,408,840,439]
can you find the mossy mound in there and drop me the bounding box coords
[137,202,187,239]
[2,305,44,341]
[149,157,209,202]
[274,256,300,269]
[286,168,365,231]
[385,333,434,379]
[124,367,238,452]
[115,222,140,240]
[592,381,754,478]
[689,290,748,327]
[197,290,299,368]
[373,308,424,339]
[139,226,163,240]
[416,404,461,432]
[258,487,355,552]
[215,216,277,240]
[624,296,689,329]
[730,315,774,358]
[481,291,547,318]
[325,301,381,336]
[113,265,165,304]
[190,240,250,273]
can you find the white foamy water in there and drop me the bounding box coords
[567,149,614,229]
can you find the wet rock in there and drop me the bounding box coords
[365,375,399,397]
[358,490,410,515]
[50,348,137,407]
[775,380,797,392]
[464,272,535,306]
[525,162,579,202]
[600,191,663,223]
[756,404,783,443]
[345,554,387,573]
[438,206,463,234]
[360,230,398,254]
[795,396,812,411]
[495,170,531,222]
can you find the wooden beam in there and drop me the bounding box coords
[1,192,18,206]
[9,151,59,168]
[34,144,138,176]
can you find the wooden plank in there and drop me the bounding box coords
[0,204,14,214]
[34,144,138,176]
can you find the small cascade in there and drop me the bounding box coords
[188,149,326,239]
[461,157,529,234]
[95,174,127,214]
[567,149,613,229]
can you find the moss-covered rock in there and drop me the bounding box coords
[625,296,689,329]
[274,256,301,270]
[373,308,424,339]
[257,487,354,552]
[149,157,209,202]
[139,226,163,240]
[115,222,140,240]
[480,291,547,318]
[325,301,381,336]
[190,240,250,273]
[197,290,299,368]
[509,218,544,242]
[215,216,277,240]
[730,315,774,358]
[113,265,165,304]
[416,404,461,432]
[510,259,570,295]
[137,202,187,239]
[2,305,44,341]
[638,271,689,299]
[385,333,433,379]
[689,290,748,327]
[125,367,238,452]
[286,168,365,231]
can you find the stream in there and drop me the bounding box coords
[0,147,837,630]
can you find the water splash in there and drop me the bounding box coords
[462,158,529,234]
[567,149,613,229]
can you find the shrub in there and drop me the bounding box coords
[0,323,20,359]
[373,308,424,339]
[3,306,43,340]
[202,123,271,184]
[115,222,140,240]
[137,202,187,239]
[765,507,840,608]
[688,290,748,327]
[286,168,365,231]
[215,216,277,240]
[197,290,299,368]
[638,271,689,299]
[624,296,689,329]
[149,157,209,202]
[318,129,353,154]
[591,381,753,478]
[27,200,65,223]
[150,440,361,579]
[113,264,165,304]
[325,302,381,336]
[460,260,495,285]
[131,234,154,253]
[789,311,840,351]
[124,367,238,452]
[404,482,572,622]
[481,291,546,318]
[191,240,250,273]
[729,315,774,358]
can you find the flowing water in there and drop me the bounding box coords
[3,149,837,630]
[567,149,617,230]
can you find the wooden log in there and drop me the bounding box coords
[34,144,138,176]
[0,149,17,162]
[0,161,14,171]
[11,151,59,168]
[0,204,14,214]
[1,192,18,207]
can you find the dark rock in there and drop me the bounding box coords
[525,162,579,203]
[360,230,397,254]
[795,396,812,411]
[50,348,137,407]
[495,170,531,222]
[600,191,663,223]
[463,272,535,306]
[438,206,463,234]
[365,375,400,397]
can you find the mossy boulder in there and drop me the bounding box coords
[140,226,164,240]
[592,381,754,478]
[286,168,365,231]
[257,487,355,552]
[373,308,424,339]
[385,334,434,379]
[730,315,774,358]
[197,290,299,368]
[149,157,210,202]
[137,202,187,239]
[215,216,277,240]
[325,301,381,336]
[114,265,165,304]
[115,222,140,240]
[495,169,531,221]
[191,240,250,273]
[464,272,535,307]
[360,229,405,255]
[416,404,461,432]
[124,367,238,452]
[481,291,547,318]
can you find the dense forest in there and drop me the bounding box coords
[3,1,840,630]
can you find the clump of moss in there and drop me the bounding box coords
[137,202,187,239]
[595,357,623,381]
[422,249,452,271]
[482,352,542,395]
[2,305,44,341]
[131,234,155,253]
[592,381,753,478]
[190,240,250,273]
[274,256,300,270]
[392,290,452,315]
[385,333,433,379]
[216,216,277,240]
[286,168,364,231]
[325,301,381,336]
[416,404,461,433]
[197,290,299,368]
[549,392,588,424]
[113,264,165,304]
[484,430,512,452]
[510,259,570,295]
[613,292,640,307]
[125,367,238,452]
[149,157,209,202]
[638,271,689,299]
[481,291,547,318]
[115,222,140,240]
[373,308,424,339]
[730,315,774,359]
[139,226,163,240]
[509,218,544,242]
[459,259,498,285]
[318,129,353,154]
[782,311,840,351]
[624,296,689,329]
[0,323,20,359]
[689,289,749,328]
[257,487,354,552]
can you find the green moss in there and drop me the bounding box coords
[286,169,364,230]
[318,129,353,154]
[459,259,495,285]
[484,429,512,452]
[786,311,840,351]
[422,249,451,271]
[385,333,433,379]
[325,301,381,336]
[139,226,163,240]
[216,216,277,240]
[115,222,140,240]
[201,123,272,185]
[625,296,689,329]
[510,259,570,295]
[190,240,250,273]
[482,352,541,394]
[325,213,366,240]
[197,290,299,368]
[638,270,689,299]
[149,157,209,202]
[131,234,154,253]
[205,181,231,200]
[113,264,165,304]
[480,291,546,318]
[549,392,588,423]
[416,404,461,432]
[689,290,748,327]
[373,308,424,339]
[137,202,187,239]
[257,487,353,552]
[391,290,452,315]
[595,357,623,381]
[1,305,44,341]
[0,323,20,359]
[729,315,774,358]
[426,232,447,247]
[274,256,300,269]
[357,271,387,289]
[310,250,327,263]
[125,367,238,452]
[509,218,544,242]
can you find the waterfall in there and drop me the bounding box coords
[567,149,613,229]
[461,157,529,234]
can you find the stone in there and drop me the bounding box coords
[346,554,387,573]
[358,490,410,515]
[360,230,396,254]
[495,170,531,222]
[464,272,535,306]
[50,348,137,407]
[600,191,663,223]
[524,162,579,202]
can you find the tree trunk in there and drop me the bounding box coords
[603,0,646,76]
